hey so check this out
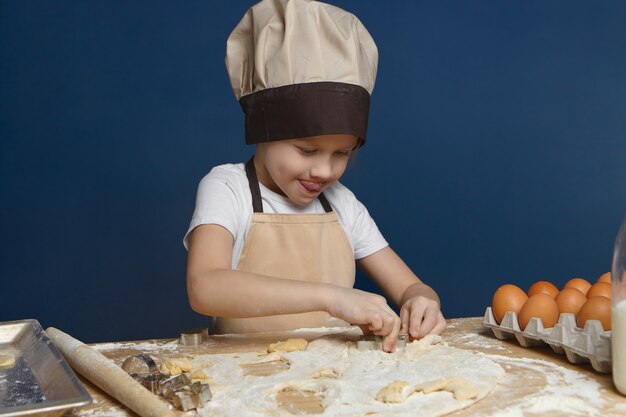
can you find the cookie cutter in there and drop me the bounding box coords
[121,354,212,411]
[179,327,209,347]
[357,334,409,351]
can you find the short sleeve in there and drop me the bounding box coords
[183,165,248,250]
[349,196,389,259]
[325,182,388,260]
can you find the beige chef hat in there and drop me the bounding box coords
[226,0,378,145]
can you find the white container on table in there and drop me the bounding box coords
[612,216,626,395]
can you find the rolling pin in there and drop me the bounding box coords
[46,327,177,417]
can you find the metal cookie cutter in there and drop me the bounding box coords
[357,334,409,351]
[121,354,212,411]
[179,327,209,347]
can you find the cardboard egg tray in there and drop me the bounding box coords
[482,306,612,373]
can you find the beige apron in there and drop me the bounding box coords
[214,158,356,334]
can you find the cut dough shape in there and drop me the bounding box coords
[240,353,290,376]
[312,368,340,379]
[415,377,482,401]
[160,357,192,376]
[0,353,16,369]
[276,386,327,414]
[376,380,414,403]
[267,338,308,353]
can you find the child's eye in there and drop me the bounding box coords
[299,148,317,155]
[334,150,350,157]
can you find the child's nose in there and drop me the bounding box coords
[310,158,332,179]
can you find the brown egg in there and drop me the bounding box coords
[555,287,587,315]
[527,281,559,298]
[492,284,528,324]
[597,272,611,284]
[576,296,611,330]
[586,282,612,300]
[564,278,592,296]
[518,293,559,330]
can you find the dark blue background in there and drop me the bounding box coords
[2,1,625,343]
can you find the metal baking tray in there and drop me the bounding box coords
[0,319,92,417]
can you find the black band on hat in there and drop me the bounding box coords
[239,81,370,145]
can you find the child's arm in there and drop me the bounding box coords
[356,246,447,340]
[186,224,401,349]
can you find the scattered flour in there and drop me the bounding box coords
[448,332,509,351]
[484,354,606,416]
[189,335,504,417]
[209,325,360,337]
[92,341,179,352]
[78,325,622,416]
[290,325,357,333]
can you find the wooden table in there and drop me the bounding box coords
[69,317,626,416]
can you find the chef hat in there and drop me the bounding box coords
[226,0,378,145]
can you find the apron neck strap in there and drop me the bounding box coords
[317,192,333,213]
[244,157,264,213]
[245,157,333,213]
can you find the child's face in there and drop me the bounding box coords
[255,134,359,206]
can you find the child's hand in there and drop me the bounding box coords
[325,287,401,352]
[399,295,446,339]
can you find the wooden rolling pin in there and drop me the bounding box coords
[46,327,177,417]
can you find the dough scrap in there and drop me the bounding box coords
[0,353,16,369]
[312,368,340,379]
[445,378,483,401]
[267,338,308,353]
[376,380,414,403]
[405,334,442,352]
[415,377,482,401]
[160,357,192,376]
[189,369,212,384]
[247,352,289,365]
[416,378,451,394]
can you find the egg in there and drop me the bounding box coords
[492,284,528,324]
[576,296,611,330]
[563,277,592,296]
[527,281,559,298]
[554,287,587,315]
[597,272,611,284]
[586,282,612,300]
[518,293,559,330]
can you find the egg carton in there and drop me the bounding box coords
[482,306,612,373]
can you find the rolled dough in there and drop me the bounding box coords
[312,368,340,379]
[183,332,504,416]
[267,338,308,353]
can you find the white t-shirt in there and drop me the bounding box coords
[184,163,388,269]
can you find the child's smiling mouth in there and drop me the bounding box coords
[298,179,327,193]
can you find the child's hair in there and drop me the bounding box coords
[348,137,365,164]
